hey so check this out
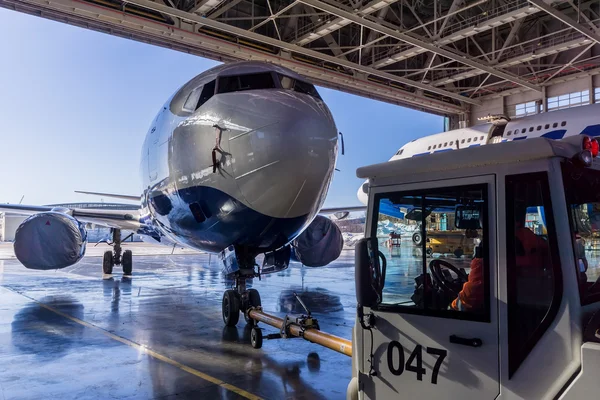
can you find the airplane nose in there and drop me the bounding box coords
[229,94,338,219]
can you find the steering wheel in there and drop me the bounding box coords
[428,259,468,296]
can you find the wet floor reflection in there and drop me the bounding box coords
[0,250,355,399]
[11,296,85,360]
[278,287,343,314]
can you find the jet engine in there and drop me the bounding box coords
[13,212,87,270]
[292,215,343,267]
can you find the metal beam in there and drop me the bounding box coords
[528,0,600,45]
[207,0,243,19]
[300,0,541,92]
[1,0,466,114]
[293,0,400,46]
[116,0,480,104]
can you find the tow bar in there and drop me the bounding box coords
[245,292,352,357]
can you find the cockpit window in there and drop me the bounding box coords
[183,87,202,112]
[182,80,216,112]
[294,80,322,99]
[198,80,216,108]
[278,74,322,100]
[217,72,276,94]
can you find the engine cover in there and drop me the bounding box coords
[14,212,87,270]
[292,215,343,267]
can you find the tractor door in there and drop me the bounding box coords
[359,175,499,399]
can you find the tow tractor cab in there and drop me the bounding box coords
[350,135,600,399]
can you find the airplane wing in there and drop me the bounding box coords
[0,204,145,232]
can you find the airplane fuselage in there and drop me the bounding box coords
[139,62,338,254]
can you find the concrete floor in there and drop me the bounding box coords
[0,243,355,400]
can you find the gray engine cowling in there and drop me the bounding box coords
[292,215,343,267]
[14,212,87,270]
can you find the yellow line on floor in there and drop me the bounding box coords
[5,287,262,400]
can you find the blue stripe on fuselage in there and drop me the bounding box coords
[542,130,567,140]
[581,124,600,137]
[148,185,309,253]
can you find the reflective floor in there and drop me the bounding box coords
[0,244,356,400]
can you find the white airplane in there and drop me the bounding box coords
[1,61,361,327]
[358,102,600,213]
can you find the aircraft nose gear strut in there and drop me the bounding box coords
[100,228,134,276]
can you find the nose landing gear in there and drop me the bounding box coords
[100,228,134,276]
[221,276,262,327]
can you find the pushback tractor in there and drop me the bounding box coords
[348,135,600,399]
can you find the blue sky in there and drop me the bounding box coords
[0,8,442,208]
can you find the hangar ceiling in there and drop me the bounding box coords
[1,0,600,116]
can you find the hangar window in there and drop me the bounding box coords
[595,87,600,103]
[217,72,276,94]
[372,183,490,322]
[548,90,589,111]
[553,122,558,128]
[515,101,538,118]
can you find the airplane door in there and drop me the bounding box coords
[360,176,498,399]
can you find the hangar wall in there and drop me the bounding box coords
[469,74,600,126]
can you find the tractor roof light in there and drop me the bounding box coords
[582,136,599,158]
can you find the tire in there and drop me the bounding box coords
[222,290,240,326]
[244,289,262,324]
[103,251,113,274]
[250,327,263,349]
[412,232,422,246]
[122,250,133,275]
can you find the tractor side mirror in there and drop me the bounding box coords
[355,237,383,308]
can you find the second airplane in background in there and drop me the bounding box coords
[358,102,600,210]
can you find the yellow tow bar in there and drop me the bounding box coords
[247,308,352,357]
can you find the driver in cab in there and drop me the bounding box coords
[450,238,483,312]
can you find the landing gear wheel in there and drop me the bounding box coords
[250,327,263,349]
[412,232,422,246]
[244,289,262,324]
[122,250,133,275]
[222,290,240,327]
[103,251,113,274]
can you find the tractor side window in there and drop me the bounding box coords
[505,172,562,378]
[561,163,600,305]
[372,184,489,321]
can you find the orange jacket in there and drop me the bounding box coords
[451,257,484,312]
[514,227,548,270]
